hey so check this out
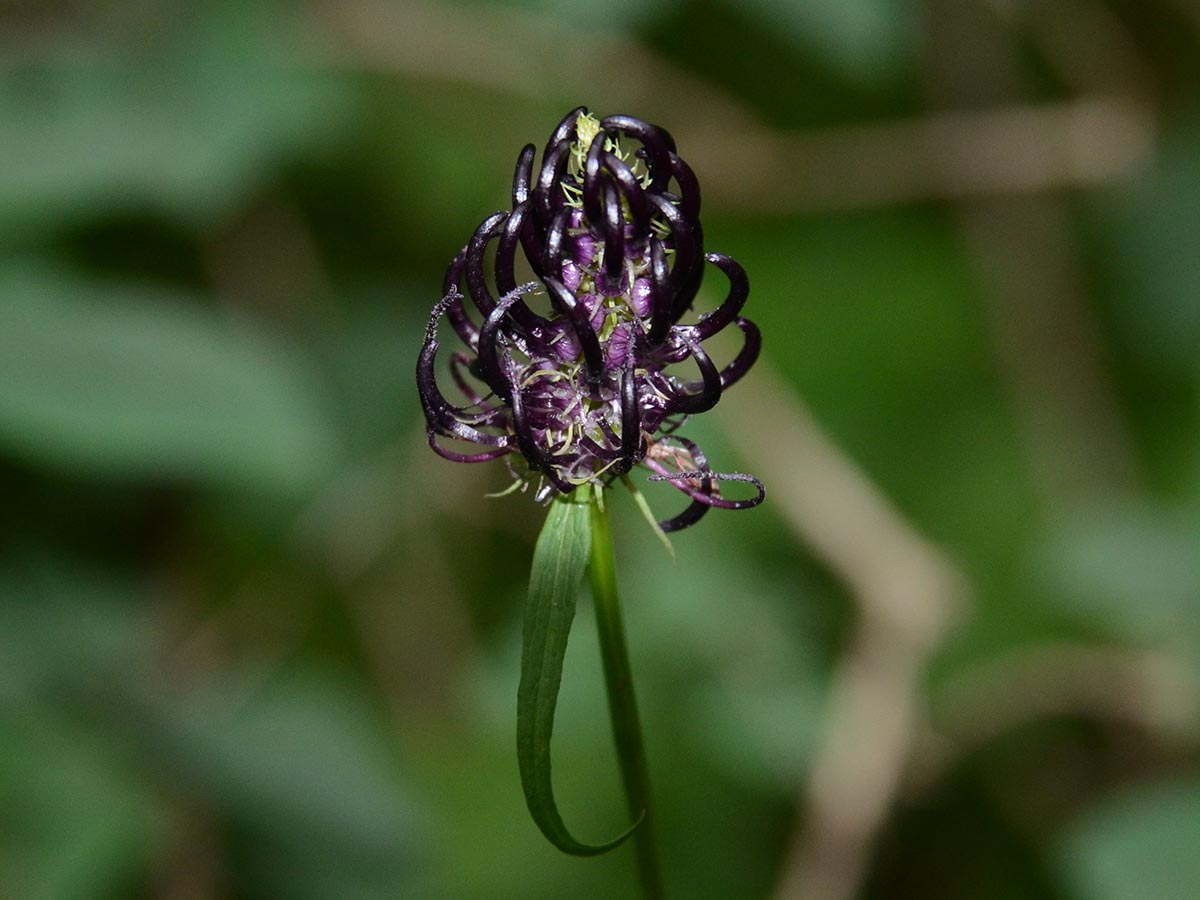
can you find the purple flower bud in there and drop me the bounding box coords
[573,232,597,268]
[416,108,764,530]
[549,320,581,363]
[606,322,633,368]
[630,277,652,318]
[562,260,582,292]
[579,292,605,334]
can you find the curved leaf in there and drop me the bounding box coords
[516,484,639,855]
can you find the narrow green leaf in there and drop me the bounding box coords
[620,474,675,563]
[516,484,639,855]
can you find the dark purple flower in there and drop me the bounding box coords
[417,108,764,531]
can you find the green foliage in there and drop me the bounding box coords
[0,713,159,900]
[0,561,420,900]
[725,0,919,85]
[1038,499,1200,651]
[2,1,1197,898]
[1057,779,1200,900]
[0,2,355,233]
[1097,108,1200,372]
[0,266,340,492]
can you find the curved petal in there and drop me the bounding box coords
[600,182,626,291]
[645,193,702,320]
[668,151,701,223]
[449,352,504,421]
[512,142,536,207]
[496,201,554,341]
[717,317,762,390]
[616,352,642,474]
[582,131,608,235]
[658,498,710,533]
[511,386,573,494]
[648,239,673,346]
[442,248,479,349]
[464,211,508,319]
[547,106,587,155]
[647,469,766,510]
[417,293,512,449]
[602,151,650,236]
[476,282,542,402]
[667,336,722,414]
[429,432,512,463]
[535,140,572,229]
[543,207,572,274]
[599,115,674,191]
[693,253,748,340]
[640,445,711,532]
[583,137,649,239]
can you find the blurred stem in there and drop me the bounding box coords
[589,487,664,899]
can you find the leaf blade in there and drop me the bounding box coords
[516,485,638,856]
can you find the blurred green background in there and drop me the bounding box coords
[3,1,1199,898]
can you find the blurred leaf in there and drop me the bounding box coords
[627,508,828,788]
[0,560,156,702]
[370,91,508,260]
[1056,777,1200,900]
[0,265,341,492]
[0,3,355,232]
[723,0,918,86]
[1097,108,1200,373]
[691,679,823,788]
[309,290,424,458]
[1036,498,1200,650]
[708,211,1035,573]
[477,0,679,30]
[0,713,159,900]
[0,560,421,898]
[0,564,159,900]
[160,671,417,871]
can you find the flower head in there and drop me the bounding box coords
[417,108,764,531]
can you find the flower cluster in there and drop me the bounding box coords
[417,108,764,531]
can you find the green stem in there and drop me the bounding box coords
[589,487,665,899]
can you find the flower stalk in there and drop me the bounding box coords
[589,486,663,898]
